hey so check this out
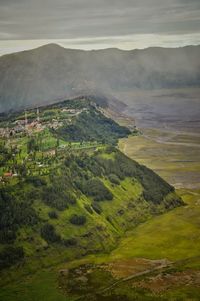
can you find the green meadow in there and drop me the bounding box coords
[110,188,200,263]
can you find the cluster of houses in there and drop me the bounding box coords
[0,108,45,138]
[0,106,87,139]
[0,122,44,138]
[61,107,88,117]
[48,119,63,130]
[0,107,77,182]
[61,108,86,115]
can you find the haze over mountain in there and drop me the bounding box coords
[0,43,200,112]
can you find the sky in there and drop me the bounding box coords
[0,0,200,55]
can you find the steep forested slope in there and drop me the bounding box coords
[0,98,183,272]
[0,148,183,271]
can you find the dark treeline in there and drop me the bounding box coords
[64,147,178,205]
[95,149,175,204]
[55,109,130,145]
[0,187,38,244]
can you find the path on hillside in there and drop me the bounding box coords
[75,261,171,301]
[99,261,171,294]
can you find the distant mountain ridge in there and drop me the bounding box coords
[0,44,200,112]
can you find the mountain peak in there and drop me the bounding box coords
[35,43,65,53]
[41,43,63,49]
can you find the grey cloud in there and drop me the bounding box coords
[0,0,200,40]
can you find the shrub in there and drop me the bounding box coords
[69,214,86,226]
[41,223,61,243]
[91,202,102,215]
[106,215,115,227]
[84,204,93,214]
[108,174,120,185]
[63,238,77,247]
[0,229,16,243]
[0,246,24,270]
[26,176,47,187]
[48,211,58,219]
[67,194,77,205]
[105,146,116,154]
[82,178,113,202]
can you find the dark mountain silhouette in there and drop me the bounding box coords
[0,43,200,112]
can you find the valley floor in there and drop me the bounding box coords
[119,128,200,190]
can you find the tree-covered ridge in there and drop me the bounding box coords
[0,146,183,271]
[95,149,175,205]
[54,109,130,144]
[0,98,183,272]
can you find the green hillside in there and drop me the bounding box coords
[0,97,183,299]
[0,147,182,271]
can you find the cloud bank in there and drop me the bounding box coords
[0,0,200,54]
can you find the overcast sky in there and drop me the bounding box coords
[0,0,200,55]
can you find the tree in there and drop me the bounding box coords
[56,138,60,148]
[81,178,113,202]
[0,246,24,270]
[27,137,38,154]
[91,202,102,215]
[48,211,58,219]
[41,223,61,243]
[69,214,86,226]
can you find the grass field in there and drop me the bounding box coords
[110,188,200,263]
[119,128,200,190]
[63,188,200,266]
